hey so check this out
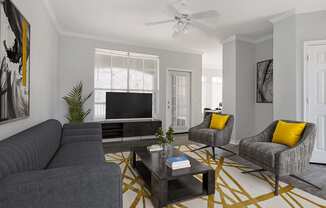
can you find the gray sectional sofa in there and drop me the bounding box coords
[0,119,122,208]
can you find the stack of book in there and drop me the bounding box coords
[166,155,191,170]
[147,145,163,152]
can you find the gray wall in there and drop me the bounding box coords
[58,35,202,129]
[254,39,273,133]
[223,38,255,142]
[273,15,297,120]
[235,40,255,140]
[273,11,326,121]
[0,0,59,140]
[222,40,237,139]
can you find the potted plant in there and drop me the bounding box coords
[166,127,174,144]
[63,81,93,123]
[155,127,175,157]
[155,127,165,146]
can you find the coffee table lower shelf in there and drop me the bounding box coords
[133,161,215,208]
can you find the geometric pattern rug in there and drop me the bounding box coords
[105,144,326,208]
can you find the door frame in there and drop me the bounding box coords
[303,40,326,120]
[303,40,326,164]
[165,68,192,132]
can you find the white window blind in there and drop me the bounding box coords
[94,49,159,119]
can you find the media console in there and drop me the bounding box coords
[100,119,162,143]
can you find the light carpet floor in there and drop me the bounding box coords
[105,144,326,208]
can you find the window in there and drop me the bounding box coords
[94,49,159,119]
[202,72,223,110]
[212,76,222,107]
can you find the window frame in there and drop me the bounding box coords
[94,49,160,120]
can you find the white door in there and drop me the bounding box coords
[305,43,326,164]
[166,70,191,133]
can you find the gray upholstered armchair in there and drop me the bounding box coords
[189,113,235,159]
[239,120,321,195]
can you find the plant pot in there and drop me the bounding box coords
[161,143,172,158]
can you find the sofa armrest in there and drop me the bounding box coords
[62,122,102,144]
[0,163,122,208]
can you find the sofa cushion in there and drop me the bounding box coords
[240,142,288,169]
[48,142,104,169]
[62,122,102,145]
[0,120,62,180]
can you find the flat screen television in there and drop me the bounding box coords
[106,92,152,119]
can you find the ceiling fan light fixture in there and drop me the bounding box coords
[146,2,218,38]
[183,24,190,34]
[173,21,183,32]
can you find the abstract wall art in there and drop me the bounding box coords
[256,59,273,103]
[0,0,30,124]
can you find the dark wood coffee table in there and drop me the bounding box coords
[131,147,215,208]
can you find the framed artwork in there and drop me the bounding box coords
[0,0,30,124]
[256,59,273,103]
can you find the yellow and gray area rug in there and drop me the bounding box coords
[105,145,326,208]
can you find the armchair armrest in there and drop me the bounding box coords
[239,121,277,144]
[275,123,316,176]
[189,114,211,132]
[62,122,102,144]
[0,163,122,208]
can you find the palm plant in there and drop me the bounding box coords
[63,81,93,123]
[155,127,165,145]
[155,127,175,145]
[166,127,174,144]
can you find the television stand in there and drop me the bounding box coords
[100,119,162,143]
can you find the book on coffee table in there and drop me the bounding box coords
[166,155,191,170]
[147,145,163,152]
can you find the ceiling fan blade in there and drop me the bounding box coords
[191,10,219,19]
[145,19,175,26]
[190,20,216,34]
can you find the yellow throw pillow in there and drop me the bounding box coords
[272,120,306,147]
[209,113,229,130]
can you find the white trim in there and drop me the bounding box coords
[269,9,296,24]
[221,35,259,45]
[304,40,326,46]
[254,34,273,44]
[61,31,204,55]
[303,43,309,121]
[303,40,326,121]
[237,36,256,44]
[40,0,63,33]
[166,67,193,73]
[221,35,236,44]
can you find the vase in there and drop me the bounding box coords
[161,143,171,158]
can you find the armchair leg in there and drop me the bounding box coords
[191,145,236,160]
[275,174,279,196]
[290,175,322,190]
[191,145,210,152]
[241,168,265,174]
[216,146,237,157]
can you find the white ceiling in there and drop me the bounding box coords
[46,0,326,55]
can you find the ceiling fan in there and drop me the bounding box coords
[145,2,218,38]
